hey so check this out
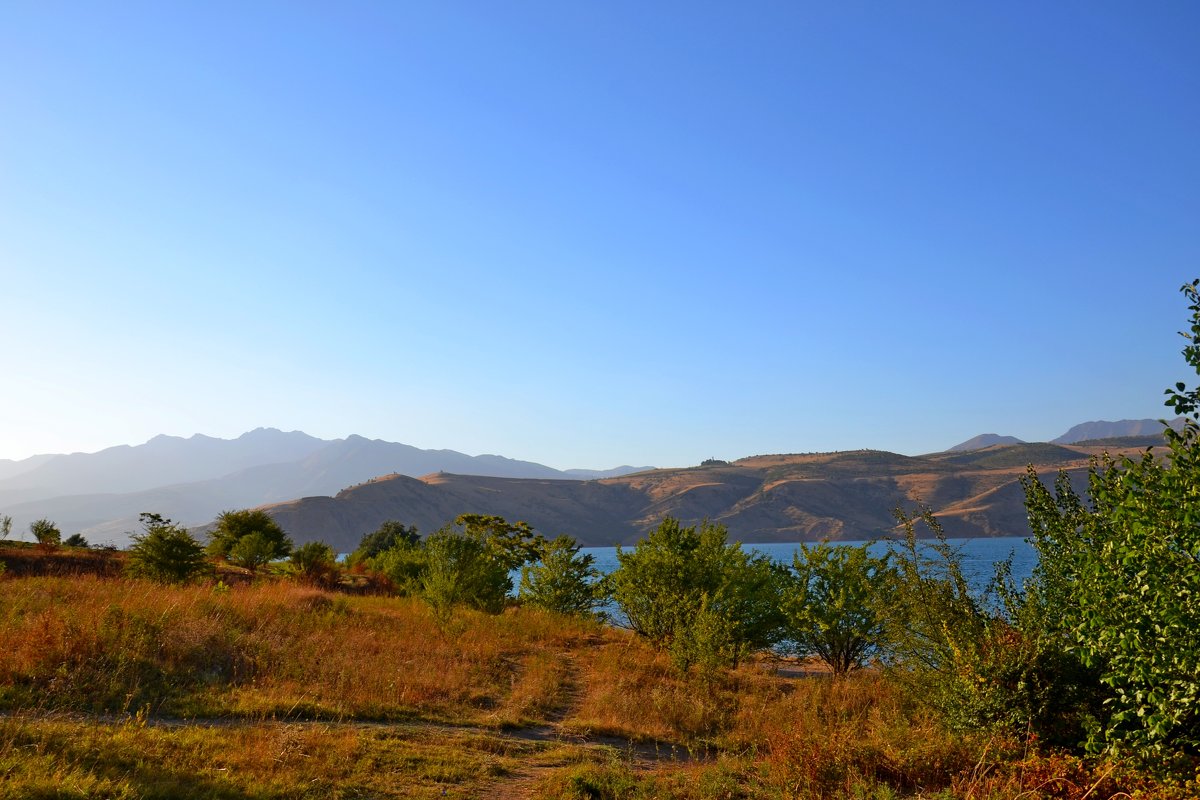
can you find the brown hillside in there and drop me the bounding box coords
[257,442,1158,551]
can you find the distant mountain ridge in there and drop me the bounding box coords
[948,434,1025,452]
[949,417,1184,451]
[1052,418,1184,444]
[263,440,1156,552]
[0,430,651,544]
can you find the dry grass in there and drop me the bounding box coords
[0,576,598,724]
[0,574,1192,799]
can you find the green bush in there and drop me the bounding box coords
[420,530,510,624]
[207,509,292,572]
[347,520,420,567]
[126,513,211,584]
[783,541,891,675]
[365,539,428,595]
[519,535,601,617]
[29,519,61,547]
[608,517,785,670]
[289,541,339,585]
[1016,281,1200,764]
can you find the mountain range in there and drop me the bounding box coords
[263,441,1144,552]
[947,418,1183,451]
[0,429,649,544]
[0,419,1181,548]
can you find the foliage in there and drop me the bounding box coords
[420,529,510,624]
[289,540,339,585]
[877,506,1086,740]
[207,509,292,572]
[1018,283,1200,763]
[29,518,60,547]
[347,519,420,567]
[0,515,10,540]
[126,512,211,584]
[519,535,602,617]
[783,541,891,675]
[454,513,547,571]
[366,540,428,595]
[608,517,786,670]
[63,533,89,548]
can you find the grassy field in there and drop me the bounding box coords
[0,569,1191,799]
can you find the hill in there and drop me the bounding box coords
[260,442,1156,551]
[0,430,651,545]
[947,434,1025,452]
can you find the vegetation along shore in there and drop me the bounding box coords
[2,283,1200,798]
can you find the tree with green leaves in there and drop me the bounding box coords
[127,512,211,584]
[1020,280,1200,762]
[784,541,892,676]
[207,509,292,573]
[63,533,89,548]
[290,540,339,585]
[29,518,61,547]
[608,517,786,670]
[0,515,11,540]
[421,529,510,624]
[519,535,602,617]
[347,520,420,567]
[454,513,546,572]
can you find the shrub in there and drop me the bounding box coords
[518,535,601,617]
[63,533,89,548]
[29,519,61,547]
[420,530,510,624]
[289,541,339,586]
[207,509,292,572]
[1017,285,1200,763]
[347,520,420,567]
[126,513,211,584]
[608,517,785,670]
[783,541,891,675]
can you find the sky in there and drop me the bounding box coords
[1,1,1198,469]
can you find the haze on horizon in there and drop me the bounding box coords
[2,3,1197,470]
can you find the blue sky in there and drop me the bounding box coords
[1,1,1197,468]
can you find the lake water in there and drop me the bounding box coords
[579,535,1038,597]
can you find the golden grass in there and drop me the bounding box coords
[1,574,1192,799]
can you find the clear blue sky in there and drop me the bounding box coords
[1,1,1197,468]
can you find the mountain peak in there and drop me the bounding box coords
[947,434,1024,452]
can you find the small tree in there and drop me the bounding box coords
[63,533,89,548]
[420,529,510,624]
[455,513,547,572]
[366,539,428,595]
[519,535,601,617]
[1017,279,1200,762]
[348,520,420,567]
[784,542,892,676]
[0,515,11,540]
[29,518,61,547]
[127,512,211,584]
[208,509,292,572]
[608,517,785,670]
[290,540,339,586]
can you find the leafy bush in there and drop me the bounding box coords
[29,519,61,547]
[126,513,211,584]
[420,529,510,624]
[289,540,339,586]
[366,541,428,595]
[207,509,292,572]
[608,517,785,670]
[1019,285,1200,762]
[63,533,89,548]
[347,520,420,567]
[519,535,601,617]
[783,541,891,675]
